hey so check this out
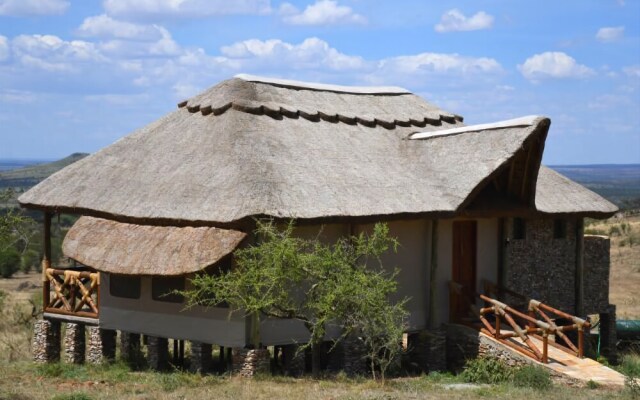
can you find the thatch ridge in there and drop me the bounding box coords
[177,78,463,129]
[63,217,246,275]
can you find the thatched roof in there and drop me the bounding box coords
[535,166,618,215]
[19,75,616,222]
[62,217,246,275]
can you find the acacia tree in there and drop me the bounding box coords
[183,220,408,378]
[0,189,35,278]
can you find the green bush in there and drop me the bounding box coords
[20,249,40,274]
[0,248,21,278]
[620,353,640,378]
[512,365,551,389]
[461,357,513,384]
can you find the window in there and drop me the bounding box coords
[109,274,141,299]
[512,218,526,240]
[152,276,185,303]
[553,219,567,239]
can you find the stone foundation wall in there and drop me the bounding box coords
[87,327,116,364]
[583,235,611,315]
[189,341,212,373]
[63,323,85,364]
[232,348,271,377]
[281,344,305,377]
[446,324,582,386]
[32,319,60,363]
[506,218,577,312]
[407,328,446,373]
[147,336,169,371]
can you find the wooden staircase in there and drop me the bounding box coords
[450,281,628,387]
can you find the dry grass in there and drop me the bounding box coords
[586,214,640,319]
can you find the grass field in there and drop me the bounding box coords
[0,359,635,400]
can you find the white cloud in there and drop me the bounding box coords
[85,93,150,106]
[0,0,68,16]
[103,0,272,20]
[434,9,494,33]
[623,65,640,78]
[0,89,38,104]
[0,35,9,61]
[283,0,366,25]
[220,37,366,70]
[518,52,594,81]
[377,52,502,75]
[11,34,105,72]
[278,2,298,15]
[596,26,624,42]
[78,15,164,40]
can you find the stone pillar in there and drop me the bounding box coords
[282,344,305,377]
[147,336,169,371]
[189,341,212,373]
[342,335,367,377]
[600,304,618,363]
[87,327,116,364]
[32,319,61,363]
[119,332,141,365]
[232,348,271,377]
[63,323,86,364]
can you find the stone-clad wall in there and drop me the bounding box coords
[506,218,577,313]
[583,235,611,315]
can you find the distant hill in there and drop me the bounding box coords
[549,164,640,208]
[0,153,88,189]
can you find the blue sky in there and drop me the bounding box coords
[0,0,638,164]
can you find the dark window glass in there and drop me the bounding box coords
[152,276,185,303]
[554,219,567,239]
[513,218,526,240]
[109,274,141,299]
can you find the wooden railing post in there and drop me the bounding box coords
[495,314,501,339]
[542,332,548,363]
[578,327,584,358]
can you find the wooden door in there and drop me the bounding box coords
[450,221,477,322]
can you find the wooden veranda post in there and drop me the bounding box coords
[428,220,438,329]
[42,212,52,311]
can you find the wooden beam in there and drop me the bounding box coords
[43,212,52,268]
[428,220,439,329]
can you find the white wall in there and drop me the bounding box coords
[99,273,246,347]
[354,219,431,331]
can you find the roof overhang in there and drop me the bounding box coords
[62,217,247,276]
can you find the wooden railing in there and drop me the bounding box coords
[43,268,100,319]
[450,281,589,364]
